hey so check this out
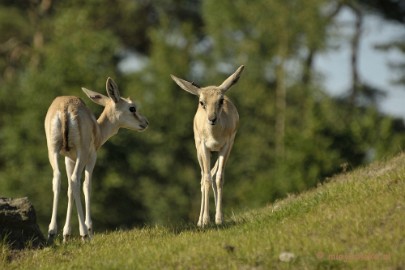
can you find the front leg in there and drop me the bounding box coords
[197,167,204,227]
[195,138,205,227]
[196,143,211,227]
[215,139,234,225]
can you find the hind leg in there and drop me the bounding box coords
[70,153,89,239]
[83,152,96,237]
[63,157,75,241]
[48,151,61,241]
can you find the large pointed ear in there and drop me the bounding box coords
[82,87,108,106]
[106,77,121,103]
[170,74,200,96]
[219,65,245,93]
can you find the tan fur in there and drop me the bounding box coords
[45,78,148,241]
[171,65,244,226]
[46,96,95,153]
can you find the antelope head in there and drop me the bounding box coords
[82,77,149,131]
[170,65,244,125]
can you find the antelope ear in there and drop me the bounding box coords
[170,74,200,96]
[106,77,121,103]
[219,65,245,93]
[82,87,108,106]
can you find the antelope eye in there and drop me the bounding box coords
[199,101,205,107]
[219,99,224,105]
[129,106,136,113]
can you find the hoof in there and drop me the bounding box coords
[197,217,210,228]
[47,233,56,245]
[203,216,210,226]
[81,235,91,242]
[215,216,223,225]
[63,234,72,243]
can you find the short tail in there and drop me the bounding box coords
[61,105,70,152]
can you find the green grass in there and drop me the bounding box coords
[2,153,405,269]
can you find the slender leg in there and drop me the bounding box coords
[200,145,211,227]
[197,151,205,227]
[63,157,75,241]
[196,143,212,227]
[197,171,205,227]
[214,157,225,225]
[48,151,61,241]
[215,140,234,225]
[211,160,219,208]
[83,153,96,237]
[70,154,89,239]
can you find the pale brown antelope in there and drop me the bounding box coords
[170,65,244,227]
[45,78,148,242]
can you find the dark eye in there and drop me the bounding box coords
[129,106,136,113]
[219,99,224,105]
[199,101,205,108]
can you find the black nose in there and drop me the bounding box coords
[209,117,217,125]
[140,119,149,129]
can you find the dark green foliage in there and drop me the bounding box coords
[358,0,405,23]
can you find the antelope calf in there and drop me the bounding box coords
[45,78,148,241]
[171,65,244,226]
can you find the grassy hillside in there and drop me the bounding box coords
[2,153,405,269]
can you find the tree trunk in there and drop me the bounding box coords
[275,50,287,159]
[347,3,363,108]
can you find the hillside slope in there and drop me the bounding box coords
[2,153,405,269]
